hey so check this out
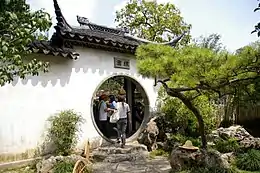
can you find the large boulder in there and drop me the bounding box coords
[137,117,159,151]
[208,125,260,150]
[169,148,230,172]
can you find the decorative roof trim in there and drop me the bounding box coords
[123,32,187,47]
[28,40,79,60]
[53,0,72,31]
[64,39,136,54]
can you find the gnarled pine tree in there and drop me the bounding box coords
[135,43,260,148]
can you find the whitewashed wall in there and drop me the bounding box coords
[0,47,157,155]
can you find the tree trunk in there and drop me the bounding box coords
[159,80,207,149]
[168,91,207,149]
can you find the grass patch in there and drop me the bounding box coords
[149,149,169,159]
[53,160,91,173]
[235,149,260,172]
[214,138,241,153]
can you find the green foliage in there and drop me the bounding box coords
[115,0,191,45]
[214,138,240,153]
[0,0,52,86]
[235,149,260,171]
[98,77,123,95]
[136,42,260,96]
[53,160,91,173]
[53,160,74,173]
[149,149,168,159]
[136,44,226,86]
[157,91,217,136]
[46,110,84,156]
[193,33,225,52]
[177,166,239,173]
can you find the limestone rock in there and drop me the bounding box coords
[203,150,230,169]
[137,117,159,151]
[221,152,235,164]
[208,125,260,150]
[169,148,230,171]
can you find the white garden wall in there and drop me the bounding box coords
[0,47,157,157]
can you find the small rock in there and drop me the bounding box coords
[137,117,159,151]
[221,152,235,164]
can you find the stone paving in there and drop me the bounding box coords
[92,156,171,173]
[91,144,171,173]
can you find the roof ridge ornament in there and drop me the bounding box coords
[76,15,128,35]
[53,0,72,30]
[123,31,187,47]
[77,16,90,26]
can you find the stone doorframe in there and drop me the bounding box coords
[90,73,150,143]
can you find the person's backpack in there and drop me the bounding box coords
[109,103,120,123]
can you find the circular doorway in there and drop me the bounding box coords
[91,75,150,143]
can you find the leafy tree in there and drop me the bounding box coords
[0,0,52,86]
[135,43,260,148]
[115,0,191,45]
[193,33,225,53]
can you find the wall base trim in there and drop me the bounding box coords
[0,157,41,171]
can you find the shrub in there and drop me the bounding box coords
[53,160,75,173]
[214,138,240,153]
[157,88,217,137]
[173,166,238,173]
[45,109,84,156]
[188,166,238,173]
[235,149,260,171]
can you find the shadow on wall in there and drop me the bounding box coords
[10,53,142,87]
[11,55,74,87]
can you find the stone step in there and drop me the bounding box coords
[91,144,171,173]
[94,144,147,155]
[92,144,148,162]
[92,156,171,173]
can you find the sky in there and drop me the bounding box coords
[26,0,259,52]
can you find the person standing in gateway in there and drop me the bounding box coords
[99,94,113,137]
[116,95,131,148]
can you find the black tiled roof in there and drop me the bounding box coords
[56,25,139,53]
[28,40,79,60]
[64,27,140,46]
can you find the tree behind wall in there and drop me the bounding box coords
[0,0,52,86]
[115,0,191,45]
